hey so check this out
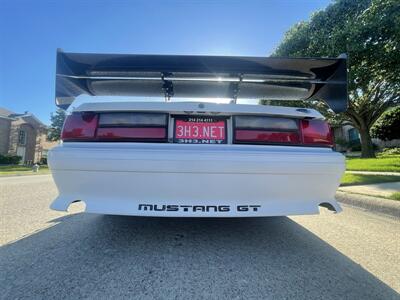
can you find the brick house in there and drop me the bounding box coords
[0,107,58,164]
[333,124,400,152]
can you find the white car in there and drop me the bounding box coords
[49,50,347,217]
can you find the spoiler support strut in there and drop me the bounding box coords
[161,73,174,102]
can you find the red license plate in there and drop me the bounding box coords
[174,116,226,144]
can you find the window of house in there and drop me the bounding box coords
[348,128,360,142]
[18,130,26,145]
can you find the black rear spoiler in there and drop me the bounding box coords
[55,50,348,112]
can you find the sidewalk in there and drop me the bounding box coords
[339,181,400,198]
[345,170,400,176]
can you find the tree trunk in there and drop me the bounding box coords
[358,126,376,158]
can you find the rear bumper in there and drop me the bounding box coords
[48,143,344,217]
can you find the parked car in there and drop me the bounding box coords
[49,50,347,217]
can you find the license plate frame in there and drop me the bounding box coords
[173,116,227,144]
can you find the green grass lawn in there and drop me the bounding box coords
[0,165,50,176]
[388,192,400,201]
[346,155,400,172]
[340,173,400,186]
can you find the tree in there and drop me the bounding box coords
[47,109,66,141]
[271,0,400,157]
[371,106,400,141]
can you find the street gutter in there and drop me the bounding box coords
[336,191,400,219]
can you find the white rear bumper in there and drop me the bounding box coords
[48,143,344,217]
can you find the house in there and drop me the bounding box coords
[0,107,57,164]
[333,124,400,152]
[333,124,360,143]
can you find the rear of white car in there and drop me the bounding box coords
[49,51,347,217]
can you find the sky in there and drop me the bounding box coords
[0,0,331,124]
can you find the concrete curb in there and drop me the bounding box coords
[345,171,400,176]
[336,191,400,218]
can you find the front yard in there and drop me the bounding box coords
[389,192,400,201]
[0,165,50,176]
[346,155,400,173]
[340,173,400,186]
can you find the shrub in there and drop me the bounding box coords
[335,137,349,148]
[347,141,378,152]
[381,147,400,156]
[371,107,400,141]
[348,141,361,152]
[0,154,22,164]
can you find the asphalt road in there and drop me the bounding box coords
[1,175,399,300]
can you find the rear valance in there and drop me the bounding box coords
[55,50,348,112]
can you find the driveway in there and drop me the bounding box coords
[1,175,399,299]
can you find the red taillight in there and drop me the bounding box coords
[61,112,168,142]
[61,112,98,141]
[233,115,333,147]
[96,128,167,140]
[300,119,333,147]
[234,116,300,145]
[235,130,301,144]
